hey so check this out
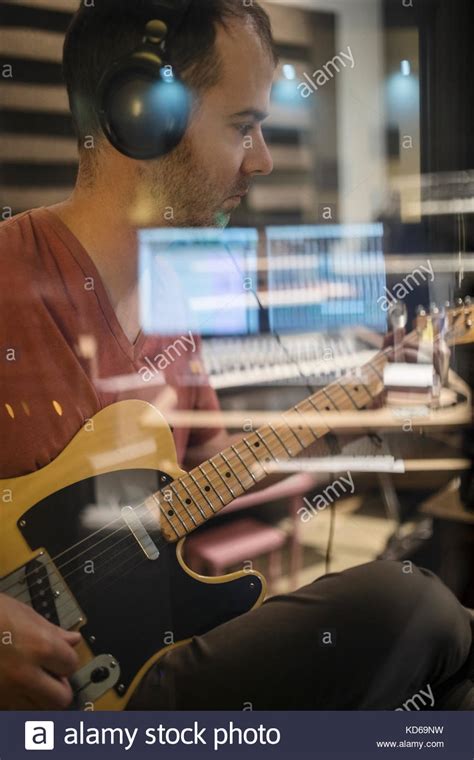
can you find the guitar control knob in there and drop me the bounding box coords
[90,666,110,683]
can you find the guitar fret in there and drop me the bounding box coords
[303,397,331,437]
[362,381,375,400]
[346,371,375,403]
[269,425,293,456]
[279,421,303,452]
[255,430,277,462]
[258,427,288,459]
[170,484,198,527]
[230,445,257,482]
[152,492,180,538]
[231,445,257,483]
[293,407,316,443]
[188,470,217,513]
[161,488,188,532]
[221,451,250,491]
[321,388,336,410]
[211,456,237,498]
[369,360,384,380]
[198,464,227,505]
[239,439,269,479]
[150,343,406,542]
[281,411,307,447]
[333,382,360,410]
[198,474,225,509]
[342,381,366,408]
[308,396,327,413]
[243,438,271,475]
[179,478,207,520]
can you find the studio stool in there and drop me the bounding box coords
[185,517,288,594]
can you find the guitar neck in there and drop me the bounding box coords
[151,346,392,542]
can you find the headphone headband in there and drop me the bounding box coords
[97,0,193,159]
[145,0,192,35]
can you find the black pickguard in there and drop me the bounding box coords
[18,469,262,695]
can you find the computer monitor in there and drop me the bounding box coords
[138,227,260,337]
[139,223,387,339]
[265,223,386,333]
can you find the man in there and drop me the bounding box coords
[0,0,472,710]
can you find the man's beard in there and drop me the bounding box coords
[134,135,231,229]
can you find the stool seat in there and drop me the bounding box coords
[186,517,287,569]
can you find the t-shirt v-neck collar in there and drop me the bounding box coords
[38,206,146,362]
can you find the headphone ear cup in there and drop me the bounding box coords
[98,53,191,160]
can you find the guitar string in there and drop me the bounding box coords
[4,350,392,604]
[18,354,394,609]
[10,312,473,611]
[4,344,403,603]
[3,354,390,605]
[51,320,467,610]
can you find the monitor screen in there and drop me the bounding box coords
[139,223,386,339]
[265,223,386,333]
[138,227,260,337]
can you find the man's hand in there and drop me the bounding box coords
[0,592,81,709]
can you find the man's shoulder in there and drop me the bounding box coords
[0,207,47,282]
[0,206,41,234]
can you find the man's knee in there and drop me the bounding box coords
[342,561,472,672]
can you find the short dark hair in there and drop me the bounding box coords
[63,0,278,147]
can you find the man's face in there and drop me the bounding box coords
[137,18,275,227]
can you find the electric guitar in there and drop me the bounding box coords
[0,300,472,710]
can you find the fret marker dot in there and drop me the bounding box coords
[167,509,174,517]
[254,442,260,447]
[204,486,211,492]
[185,498,192,505]
[225,472,231,478]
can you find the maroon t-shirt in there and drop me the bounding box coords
[0,207,222,478]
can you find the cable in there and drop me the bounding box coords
[325,501,336,574]
[224,239,339,571]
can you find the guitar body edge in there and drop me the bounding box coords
[96,539,266,711]
[0,400,267,711]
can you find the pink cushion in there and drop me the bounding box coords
[186,517,287,568]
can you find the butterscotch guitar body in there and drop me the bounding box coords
[0,401,265,710]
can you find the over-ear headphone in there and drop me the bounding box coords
[97,0,193,160]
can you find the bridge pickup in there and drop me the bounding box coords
[121,506,160,560]
[26,558,60,625]
[0,553,84,630]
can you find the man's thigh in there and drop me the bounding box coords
[127,560,472,710]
